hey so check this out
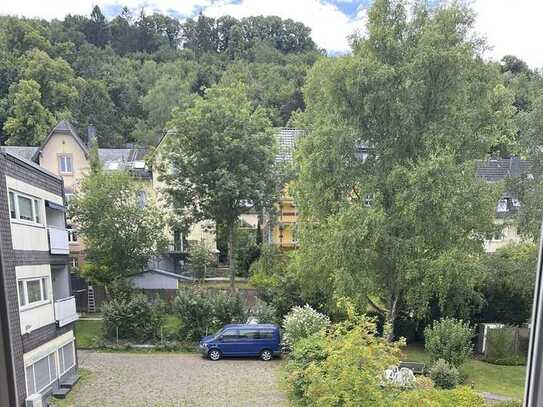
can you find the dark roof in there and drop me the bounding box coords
[99,148,151,179]
[0,146,39,161]
[33,120,89,161]
[0,149,61,180]
[476,158,531,182]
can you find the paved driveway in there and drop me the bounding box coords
[69,350,286,407]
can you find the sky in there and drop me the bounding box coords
[1,0,542,68]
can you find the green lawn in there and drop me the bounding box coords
[402,344,526,400]
[75,319,104,349]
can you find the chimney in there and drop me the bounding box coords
[87,125,97,149]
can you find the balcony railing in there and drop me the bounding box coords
[54,296,79,327]
[48,227,69,255]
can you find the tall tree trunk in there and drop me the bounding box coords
[386,293,399,342]
[228,224,236,291]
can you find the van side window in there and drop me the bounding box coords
[239,330,259,339]
[260,330,273,339]
[221,329,239,341]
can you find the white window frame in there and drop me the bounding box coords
[17,276,50,311]
[25,352,57,396]
[8,190,43,226]
[58,340,76,376]
[67,226,78,243]
[58,154,73,175]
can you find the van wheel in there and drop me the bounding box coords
[208,349,222,361]
[260,349,273,361]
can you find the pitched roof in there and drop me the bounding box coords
[98,147,151,179]
[0,149,61,180]
[32,120,90,161]
[0,146,39,161]
[476,158,531,182]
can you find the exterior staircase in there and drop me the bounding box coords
[51,374,80,399]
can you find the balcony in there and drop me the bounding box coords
[48,227,69,255]
[54,296,79,327]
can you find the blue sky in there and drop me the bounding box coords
[2,0,542,67]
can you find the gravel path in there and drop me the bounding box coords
[70,350,287,407]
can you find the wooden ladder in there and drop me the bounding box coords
[87,285,96,313]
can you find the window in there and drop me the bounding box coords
[59,341,75,375]
[71,257,79,270]
[58,155,73,174]
[67,226,78,243]
[25,352,57,395]
[239,329,259,340]
[260,330,273,339]
[9,190,42,225]
[17,277,50,308]
[18,195,33,221]
[292,225,298,244]
[9,192,15,219]
[18,281,26,307]
[364,193,373,207]
[221,329,239,341]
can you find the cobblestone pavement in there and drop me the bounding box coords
[70,350,287,407]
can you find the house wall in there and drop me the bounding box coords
[0,153,72,406]
[484,222,523,253]
[37,132,90,193]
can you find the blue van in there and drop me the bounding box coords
[199,324,281,361]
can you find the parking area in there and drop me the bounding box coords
[66,350,286,407]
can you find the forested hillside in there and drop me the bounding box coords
[0,6,323,147]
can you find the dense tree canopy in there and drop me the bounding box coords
[0,9,321,146]
[291,0,511,337]
[161,81,276,289]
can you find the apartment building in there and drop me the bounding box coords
[0,149,78,406]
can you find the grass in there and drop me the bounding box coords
[75,319,104,349]
[402,343,526,400]
[50,368,92,407]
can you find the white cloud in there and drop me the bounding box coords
[1,0,542,67]
[202,0,368,52]
[472,0,543,69]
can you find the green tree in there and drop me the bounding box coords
[162,81,276,289]
[293,0,510,338]
[85,6,111,48]
[476,243,537,325]
[188,242,215,280]
[69,170,167,297]
[21,49,78,115]
[3,79,54,145]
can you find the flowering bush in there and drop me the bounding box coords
[282,305,331,349]
[424,318,473,367]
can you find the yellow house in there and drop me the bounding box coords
[267,184,299,251]
[5,121,220,279]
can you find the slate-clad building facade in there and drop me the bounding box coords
[0,150,78,406]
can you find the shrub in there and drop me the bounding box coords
[102,294,165,341]
[173,288,247,341]
[430,359,460,389]
[210,290,247,326]
[393,386,485,406]
[424,318,473,367]
[284,315,402,406]
[250,300,279,324]
[173,288,215,340]
[282,305,330,349]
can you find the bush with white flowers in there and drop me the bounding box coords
[282,305,331,350]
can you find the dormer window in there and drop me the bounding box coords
[58,154,73,174]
